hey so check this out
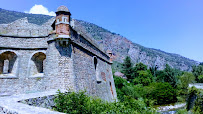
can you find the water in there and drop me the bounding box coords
[157,103,186,114]
[161,111,176,114]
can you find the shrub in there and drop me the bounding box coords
[121,85,141,100]
[192,65,203,82]
[176,109,188,114]
[54,91,91,113]
[113,76,128,89]
[186,86,199,111]
[54,90,156,114]
[197,75,203,83]
[180,72,195,89]
[149,82,177,105]
[192,89,203,113]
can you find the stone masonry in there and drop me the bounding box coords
[0,5,117,102]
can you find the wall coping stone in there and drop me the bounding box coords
[0,34,49,38]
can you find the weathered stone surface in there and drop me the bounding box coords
[0,5,117,103]
[0,17,55,37]
[19,95,56,109]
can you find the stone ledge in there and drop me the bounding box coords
[29,73,44,78]
[0,75,18,79]
[0,89,67,114]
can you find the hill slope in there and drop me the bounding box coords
[0,8,198,71]
[0,8,53,25]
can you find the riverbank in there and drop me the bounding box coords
[189,83,203,90]
[157,103,186,112]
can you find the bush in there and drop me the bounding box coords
[186,86,199,111]
[54,91,91,113]
[121,85,141,100]
[113,76,128,89]
[192,65,203,82]
[192,89,203,113]
[149,82,177,105]
[180,72,195,89]
[54,90,156,114]
[197,75,203,83]
[176,109,188,114]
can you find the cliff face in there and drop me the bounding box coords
[0,8,198,71]
[73,20,198,71]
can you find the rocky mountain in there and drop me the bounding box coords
[73,20,198,71]
[0,8,198,71]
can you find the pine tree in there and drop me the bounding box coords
[121,56,133,81]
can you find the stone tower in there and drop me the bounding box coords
[45,6,75,91]
[55,6,71,38]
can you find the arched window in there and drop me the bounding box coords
[30,52,46,76]
[0,51,18,76]
[110,82,114,96]
[64,18,67,22]
[93,56,97,70]
[93,56,102,83]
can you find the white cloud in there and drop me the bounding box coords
[25,5,55,16]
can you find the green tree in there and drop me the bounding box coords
[121,56,133,81]
[199,62,203,66]
[197,75,203,83]
[149,65,158,77]
[131,62,148,80]
[187,86,199,111]
[133,70,153,86]
[134,62,147,71]
[158,64,181,88]
[150,82,177,105]
[192,89,203,113]
[179,72,195,89]
[192,65,203,82]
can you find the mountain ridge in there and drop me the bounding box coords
[0,8,198,71]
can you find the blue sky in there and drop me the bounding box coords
[0,0,202,62]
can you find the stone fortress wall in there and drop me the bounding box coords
[0,17,55,37]
[0,35,48,95]
[0,6,117,101]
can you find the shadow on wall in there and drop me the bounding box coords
[0,51,17,75]
[30,52,46,76]
[55,40,72,57]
